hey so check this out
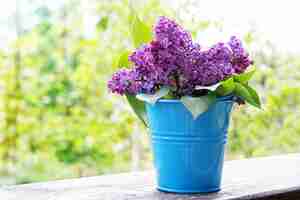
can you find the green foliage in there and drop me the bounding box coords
[117,50,132,68]
[216,77,235,96]
[129,11,153,48]
[234,83,261,108]
[126,95,148,127]
[97,16,109,31]
[0,0,299,185]
[234,68,256,83]
[243,84,261,108]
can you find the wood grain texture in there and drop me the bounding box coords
[1,154,300,200]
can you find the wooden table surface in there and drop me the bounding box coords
[1,154,300,200]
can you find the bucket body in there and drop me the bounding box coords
[146,96,234,193]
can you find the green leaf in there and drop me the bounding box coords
[136,87,170,104]
[129,12,152,48]
[234,83,261,108]
[181,94,216,119]
[216,77,235,96]
[117,50,131,68]
[244,84,261,108]
[234,68,256,83]
[195,83,221,91]
[126,95,148,127]
[97,16,109,30]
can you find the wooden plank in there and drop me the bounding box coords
[1,154,300,200]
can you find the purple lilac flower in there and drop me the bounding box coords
[154,16,193,50]
[228,36,252,73]
[108,68,142,95]
[129,43,170,93]
[127,17,196,94]
[108,17,252,97]
[179,42,235,96]
[195,42,234,85]
[153,16,195,79]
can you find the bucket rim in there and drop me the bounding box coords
[156,95,234,103]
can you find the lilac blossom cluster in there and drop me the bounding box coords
[108,16,252,97]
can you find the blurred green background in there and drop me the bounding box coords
[0,0,299,184]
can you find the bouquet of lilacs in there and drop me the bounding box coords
[108,16,261,126]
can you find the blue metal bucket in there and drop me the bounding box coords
[146,96,234,193]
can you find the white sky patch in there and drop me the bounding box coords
[0,0,300,53]
[187,0,300,53]
[0,1,16,49]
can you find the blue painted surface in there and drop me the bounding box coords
[146,96,234,193]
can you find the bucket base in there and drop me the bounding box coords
[157,186,221,194]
